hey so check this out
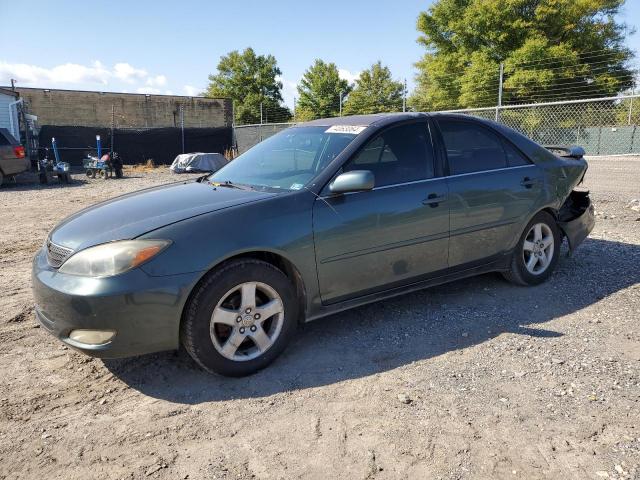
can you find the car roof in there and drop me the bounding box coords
[299,112,429,128]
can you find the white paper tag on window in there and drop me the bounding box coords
[325,125,367,134]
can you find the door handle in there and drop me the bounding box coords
[422,193,447,207]
[520,177,537,188]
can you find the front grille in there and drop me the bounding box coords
[46,239,74,268]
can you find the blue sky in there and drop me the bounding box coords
[1,0,639,108]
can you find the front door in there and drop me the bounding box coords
[313,121,449,304]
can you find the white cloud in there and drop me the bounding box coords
[146,74,167,87]
[135,86,161,94]
[183,85,200,96]
[113,62,147,83]
[277,76,298,109]
[339,68,360,84]
[0,60,111,85]
[0,60,189,98]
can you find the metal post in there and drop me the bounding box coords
[402,79,407,112]
[293,96,296,120]
[496,63,504,121]
[231,99,235,127]
[339,91,343,116]
[10,78,16,91]
[628,87,635,126]
[180,105,185,153]
[110,105,115,159]
[260,102,263,124]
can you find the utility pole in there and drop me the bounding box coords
[402,78,407,112]
[180,105,185,153]
[496,63,504,122]
[339,91,343,116]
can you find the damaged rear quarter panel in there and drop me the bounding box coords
[557,190,596,253]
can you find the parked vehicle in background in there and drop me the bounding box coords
[32,113,595,376]
[0,128,29,186]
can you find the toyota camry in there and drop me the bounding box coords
[33,113,595,376]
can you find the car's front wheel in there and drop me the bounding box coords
[503,211,561,286]
[181,259,298,376]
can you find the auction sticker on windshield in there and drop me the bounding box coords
[325,125,367,134]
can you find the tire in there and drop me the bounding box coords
[502,211,561,286]
[86,170,93,178]
[90,169,97,179]
[181,259,299,376]
[98,169,107,179]
[0,170,4,187]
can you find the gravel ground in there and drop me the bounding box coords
[0,159,638,480]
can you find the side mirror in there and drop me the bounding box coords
[329,170,375,194]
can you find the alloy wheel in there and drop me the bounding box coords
[522,222,554,275]
[210,281,285,361]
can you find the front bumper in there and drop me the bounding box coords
[557,190,595,253]
[32,247,201,358]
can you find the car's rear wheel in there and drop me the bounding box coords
[503,211,561,286]
[181,259,298,376]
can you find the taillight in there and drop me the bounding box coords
[13,146,25,158]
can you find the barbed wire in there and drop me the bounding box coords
[506,48,633,68]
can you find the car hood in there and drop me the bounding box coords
[50,181,275,251]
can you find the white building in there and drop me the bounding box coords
[0,87,21,141]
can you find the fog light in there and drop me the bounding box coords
[68,329,116,345]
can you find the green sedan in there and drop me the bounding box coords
[32,113,594,376]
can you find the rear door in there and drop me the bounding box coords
[435,117,543,266]
[312,120,449,304]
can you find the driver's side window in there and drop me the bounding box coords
[342,122,434,187]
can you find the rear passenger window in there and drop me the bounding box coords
[344,123,434,187]
[438,120,508,175]
[502,140,531,167]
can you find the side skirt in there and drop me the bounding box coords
[305,253,512,323]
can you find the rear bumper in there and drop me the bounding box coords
[32,247,201,358]
[557,190,595,253]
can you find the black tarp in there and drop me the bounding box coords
[38,125,232,166]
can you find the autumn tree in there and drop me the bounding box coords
[205,48,291,124]
[343,62,404,115]
[296,60,352,120]
[410,0,635,111]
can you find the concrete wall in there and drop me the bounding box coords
[15,87,232,129]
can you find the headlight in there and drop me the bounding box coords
[58,240,171,278]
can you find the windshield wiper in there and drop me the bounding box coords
[209,180,253,190]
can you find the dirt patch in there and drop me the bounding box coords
[0,159,638,479]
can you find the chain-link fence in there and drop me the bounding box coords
[13,88,234,166]
[234,94,640,156]
[234,122,293,154]
[440,94,640,155]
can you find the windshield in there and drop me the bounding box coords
[209,126,359,191]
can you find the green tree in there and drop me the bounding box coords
[410,0,635,111]
[343,62,404,115]
[205,47,291,124]
[296,60,352,121]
